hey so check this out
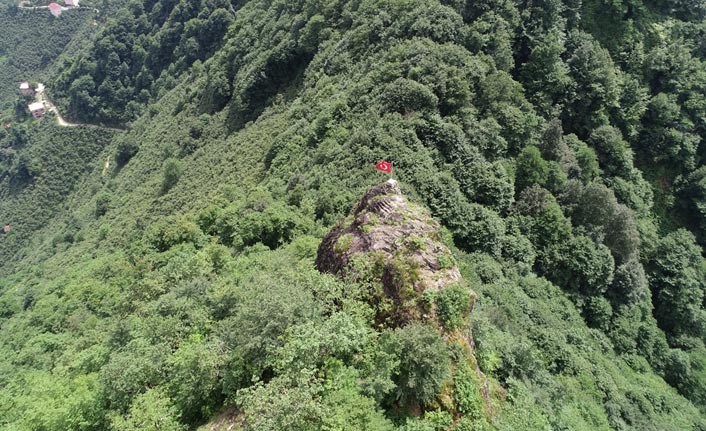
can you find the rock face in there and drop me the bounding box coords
[317,180,491,409]
[316,179,469,325]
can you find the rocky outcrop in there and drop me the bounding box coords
[316,180,494,416]
[316,179,471,326]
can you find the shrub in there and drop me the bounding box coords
[422,410,453,430]
[382,323,451,406]
[116,140,139,166]
[161,158,183,194]
[453,361,484,418]
[98,223,112,240]
[379,78,439,115]
[95,192,112,217]
[334,233,354,255]
[454,416,490,431]
[515,146,548,193]
[436,283,472,330]
[437,253,456,270]
[110,388,186,431]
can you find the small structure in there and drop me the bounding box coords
[2,225,10,234]
[28,102,46,118]
[64,0,78,6]
[48,2,62,17]
[19,82,33,96]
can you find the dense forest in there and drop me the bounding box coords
[1,0,706,429]
[0,4,94,113]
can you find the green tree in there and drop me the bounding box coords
[566,134,601,182]
[563,31,620,136]
[116,139,139,166]
[220,262,321,393]
[166,337,224,424]
[515,146,548,193]
[543,235,614,295]
[457,158,514,211]
[162,158,183,194]
[639,93,700,172]
[646,229,706,340]
[435,283,472,330]
[99,339,171,411]
[382,323,451,406]
[379,78,439,115]
[110,388,186,431]
[514,185,572,250]
[565,181,640,264]
[95,192,112,217]
[587,126,633,179]
[237,371,323,431]
[678,166,706,238]
[520,32,571,116]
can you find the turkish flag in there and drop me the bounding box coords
[375,160,392,173]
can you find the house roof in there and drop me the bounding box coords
[28,102,44,111]
[20,82,30,89]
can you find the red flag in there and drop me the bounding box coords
[375,160,392,173]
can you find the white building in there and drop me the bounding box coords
[19,82,33,96]
[28,102,45,118]
[64,0,79,6]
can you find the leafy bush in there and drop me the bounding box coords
[147,218,205,252]
[110,388,186,431]
[382,323,451,406]
[436,283,472,330]
[162,158,183,194]
[116,140,139,166]
[453,361,484,419]
[95,192,112,217]
[515,146,549,193]
[379,78,439,115]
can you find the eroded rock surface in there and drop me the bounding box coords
[316,179,468,325]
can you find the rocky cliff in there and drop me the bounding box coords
[316,179,475,328]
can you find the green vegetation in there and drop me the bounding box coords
[435,283,472,330]
[334,232,353,254]
[0,4,94,113]
[50,0,236,125]
[0,0,705,429]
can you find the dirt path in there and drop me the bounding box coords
[44,98,77,127]
[48,100,124,132]
[17,2,53,10]
[37,88,125,132]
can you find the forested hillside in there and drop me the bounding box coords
[0,4,94,111]
[1,0,706,430]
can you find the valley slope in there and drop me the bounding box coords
[1,0,706,430]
